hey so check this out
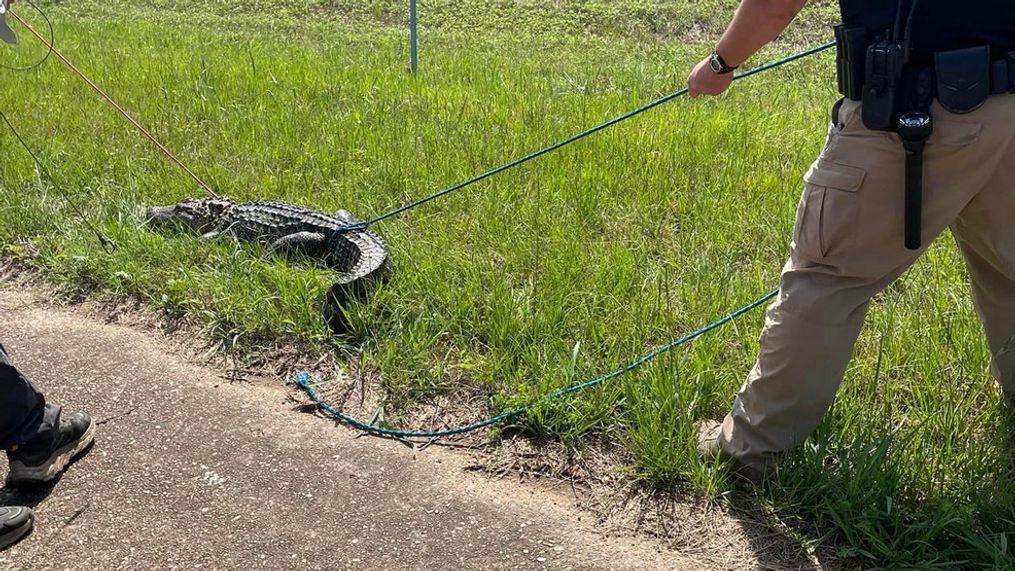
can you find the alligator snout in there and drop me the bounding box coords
[144,206,177,228]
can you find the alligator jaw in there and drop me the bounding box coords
[144,205,178,228]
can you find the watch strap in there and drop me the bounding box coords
[711,50,738,74]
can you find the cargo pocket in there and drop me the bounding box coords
[793,160,867,260]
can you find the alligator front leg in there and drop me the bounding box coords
[264,232,328,262]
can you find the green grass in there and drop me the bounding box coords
[1,1,1013,567]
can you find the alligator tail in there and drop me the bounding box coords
[323,229,393,334]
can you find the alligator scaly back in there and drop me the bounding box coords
[145,197,392,333]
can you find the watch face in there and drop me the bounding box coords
[709,55,723,73]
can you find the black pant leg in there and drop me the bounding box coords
[0,344,60,450]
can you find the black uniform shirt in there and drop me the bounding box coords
[839,0,1015,57]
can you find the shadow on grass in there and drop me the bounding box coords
[481,432,853,569]
[731,408,1015,569]
[725,488,850,571]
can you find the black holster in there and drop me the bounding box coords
[834,24,868,101]
[935,46,992,113]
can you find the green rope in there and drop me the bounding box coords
[333,41,836,234]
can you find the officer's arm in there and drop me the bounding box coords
[688,0,809,98]
[717,0,808,70]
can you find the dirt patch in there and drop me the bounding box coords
[474,437,849,570]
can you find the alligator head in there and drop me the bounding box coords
[145,197,235,233]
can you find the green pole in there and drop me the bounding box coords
[409,0,418,72]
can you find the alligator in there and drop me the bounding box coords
[145,197,392,333]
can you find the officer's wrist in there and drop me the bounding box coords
[709,50,740,75]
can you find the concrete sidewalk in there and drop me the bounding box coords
[0,291,702,570]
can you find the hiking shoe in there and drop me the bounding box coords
[6,412,95,487]
[696,419,768,484]
[696,418,724,458]
[0,507,33,551]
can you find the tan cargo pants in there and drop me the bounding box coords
[719,94,1015,470]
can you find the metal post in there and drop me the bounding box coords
[409,0,418,72]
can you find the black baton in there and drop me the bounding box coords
[897,112,933,251]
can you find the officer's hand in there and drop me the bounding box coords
[687,57,734,98]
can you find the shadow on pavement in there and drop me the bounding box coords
[0,440,95,508]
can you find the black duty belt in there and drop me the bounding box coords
[835,25,1015,107]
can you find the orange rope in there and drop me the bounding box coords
[9,10,218,197]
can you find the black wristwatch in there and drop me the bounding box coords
[709,50,738,75]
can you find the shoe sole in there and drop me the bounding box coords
[6,418,96,486]
[0,517,33,551]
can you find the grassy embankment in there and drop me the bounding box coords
[1,1,1012,566]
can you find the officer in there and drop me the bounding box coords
[689,0,1015,481]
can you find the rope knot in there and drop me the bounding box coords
[332,222,369,235]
